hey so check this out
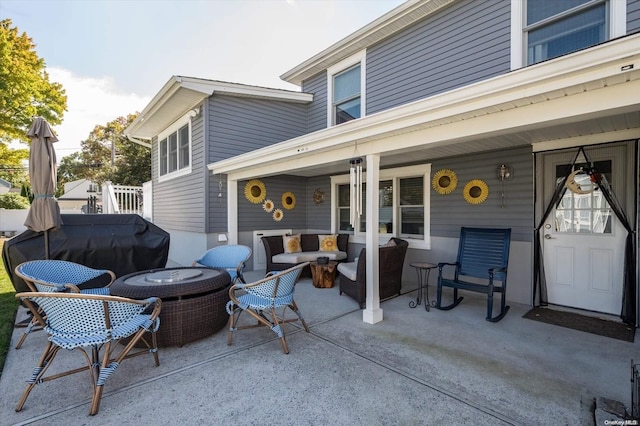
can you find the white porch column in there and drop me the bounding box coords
[227,179,238,244]
[363,153,382,324]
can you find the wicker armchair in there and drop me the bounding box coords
[13,260,116,349]
[226,262,309,354]
[192,245,252,283]
[14,292,162,416]
[337,238,409,308]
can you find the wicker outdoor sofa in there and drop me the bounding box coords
[261,233,349,277]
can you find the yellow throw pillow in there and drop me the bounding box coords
[318,234,338,252]
[283,234,302,253]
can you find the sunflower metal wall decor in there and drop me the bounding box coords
[244,179,266,204]
[432,169,458,195]
[463,179,489,205]
[281,191,296,210]
[313,188,325,205]
[262,199,274,213]
[273,209,284,221]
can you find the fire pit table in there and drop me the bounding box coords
[110,267,231,347]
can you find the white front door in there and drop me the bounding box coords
[541,144,629,314]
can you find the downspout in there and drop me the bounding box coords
[126,134,152,148]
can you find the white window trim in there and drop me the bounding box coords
[157,113,193,182]
[326,49,366,127]
[510,0,626,70]
[330,163,431,249]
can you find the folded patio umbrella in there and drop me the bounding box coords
[24,117,63,259]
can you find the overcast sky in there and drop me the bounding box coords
[2,0,405,158]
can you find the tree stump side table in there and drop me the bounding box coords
[309,261,338,288]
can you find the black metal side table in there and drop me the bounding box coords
[409,262,437,311]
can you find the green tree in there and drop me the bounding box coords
[58,114,150,186]
[0,143,28,187]
[0,192,30,209]
[0,19,67,144]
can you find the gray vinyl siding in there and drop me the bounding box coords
[237,176,307,232]
[152,111,207,233]
[305,175,332,229]
[430,145,533,242]
[629,0,640,34]
[208,172,226,233]
[207,95,308,231]
[367,0,510,114]
[207,95,307,164]
[301,73,328,133]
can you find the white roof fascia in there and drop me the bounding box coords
[280,0,456,86]
[125,76,191,138]
[125,76,313,138]
[211,34,640,177]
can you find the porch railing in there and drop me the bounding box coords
[102,182,143,216]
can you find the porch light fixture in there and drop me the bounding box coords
[349,144,363,227]
[497,164,512,208]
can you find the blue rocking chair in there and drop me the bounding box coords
[436,227,511,322]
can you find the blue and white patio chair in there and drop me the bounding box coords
[192,245,252,284]
[13,260,116,349]
[226,262,309,354]
[14,292,162,416]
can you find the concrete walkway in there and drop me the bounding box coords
[1,270,637,425]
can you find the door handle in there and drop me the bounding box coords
[544,234,554,239]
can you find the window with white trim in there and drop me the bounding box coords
[327,50,366,126]
[157,115,192,180]
[331,164,431,247]
[511,0,626,69]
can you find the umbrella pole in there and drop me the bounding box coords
[44,230,49,260]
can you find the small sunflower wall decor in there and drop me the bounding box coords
[244,179,266,204]
[273,208,284,221]
[262,199,274,213]
[281,191,296,210]
[432,169,458,195]
[463,179,489,205]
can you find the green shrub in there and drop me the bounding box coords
[0,193,30,209]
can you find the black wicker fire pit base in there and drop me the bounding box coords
[111,267,231,347]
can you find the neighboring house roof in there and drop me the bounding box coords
[209,34,640,180]
[280,0,456,85]
[125,76,314,140]
[59,179,97,200]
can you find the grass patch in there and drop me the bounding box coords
[0,239,19,378]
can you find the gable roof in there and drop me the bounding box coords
[280,0,456,86]
[125,76,313,140]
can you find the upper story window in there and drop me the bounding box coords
[333,65,361,124]
[158,114,192,181]
[327,50,366,126]
[511,0,626,69]
[331,164,431,248]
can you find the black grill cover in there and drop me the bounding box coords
[3,214,170,293]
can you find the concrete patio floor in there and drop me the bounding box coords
[1,269,638,425]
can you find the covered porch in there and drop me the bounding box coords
[209,34,640,324]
